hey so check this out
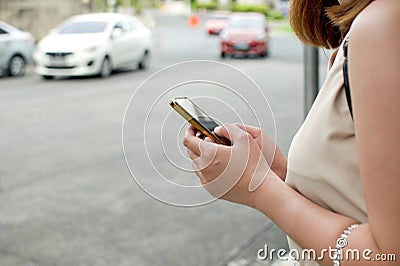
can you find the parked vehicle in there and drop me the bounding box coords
[34,13,152,79]
[205,11,230,35]
[0,21,35,77]
[220,13,269,58]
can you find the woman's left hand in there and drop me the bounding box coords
[183,124,271,207]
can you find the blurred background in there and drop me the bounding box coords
[0,0,330,265]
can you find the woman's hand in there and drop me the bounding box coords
[183,124,272,207]
[233,123,287,181]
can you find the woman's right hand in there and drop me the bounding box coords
[233,123,287,181]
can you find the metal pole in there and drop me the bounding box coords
[304,45,319,118]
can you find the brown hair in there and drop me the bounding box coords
[290,0,374,49]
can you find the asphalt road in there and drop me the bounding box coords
[0,13,330,266]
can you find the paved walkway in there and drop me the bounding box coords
[222,221,292,266]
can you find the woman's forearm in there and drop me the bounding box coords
[252,172,391,265]
[270,149,287,181]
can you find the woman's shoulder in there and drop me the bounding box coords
[351,0,400,45]
[347,0,400,117]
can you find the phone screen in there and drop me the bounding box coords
[170,97,230,145]
[178,99,219,132]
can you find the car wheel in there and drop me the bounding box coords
[260,49,269,58]
[138,51,150,70]
[41,75,54,80]
[8,55,26,77]
[100,57,112,78]
[220,51,226,58]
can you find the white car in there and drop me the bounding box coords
[34,13,152,79]
[0,21,35,77]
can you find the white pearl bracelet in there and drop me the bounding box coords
[333,224,359,266]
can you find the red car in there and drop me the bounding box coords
[205,11,230,35]
[220,13,269,58]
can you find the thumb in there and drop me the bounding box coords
[214,124,249,145]
[234,123,261,139]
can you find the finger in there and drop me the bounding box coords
[233,123,261,139]
[187,149,199,161]
[192,161,199,172]
[186,134,218,170]
[191,161,201,177]
[204,137,214,143]
[196,140,218,170]
[214,123,250,145]
[183,125,202,156]
[192,162,206,183]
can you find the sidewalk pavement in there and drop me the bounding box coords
[221,220,292,266]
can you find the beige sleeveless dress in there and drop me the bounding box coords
[284,40,368,265]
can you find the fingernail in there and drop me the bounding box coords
[214,126,222,132]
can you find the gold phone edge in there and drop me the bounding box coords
[169,99,224,144]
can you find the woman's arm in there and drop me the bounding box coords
[185,124,390,265]
[254,174,387,265]
[347,0,400,257]
[210,126,394,265]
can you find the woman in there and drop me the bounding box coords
[183,0,400,265]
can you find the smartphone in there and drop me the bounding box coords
[170,97,230,145]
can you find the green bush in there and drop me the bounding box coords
[191,1,218,11]
[231,4,270,16]
[268,9,284,20]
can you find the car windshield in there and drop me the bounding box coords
[229,18,263,29]
[59,21,107,34]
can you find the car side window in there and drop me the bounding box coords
[0,27,8,34]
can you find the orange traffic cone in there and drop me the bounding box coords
[188,15,200,27]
